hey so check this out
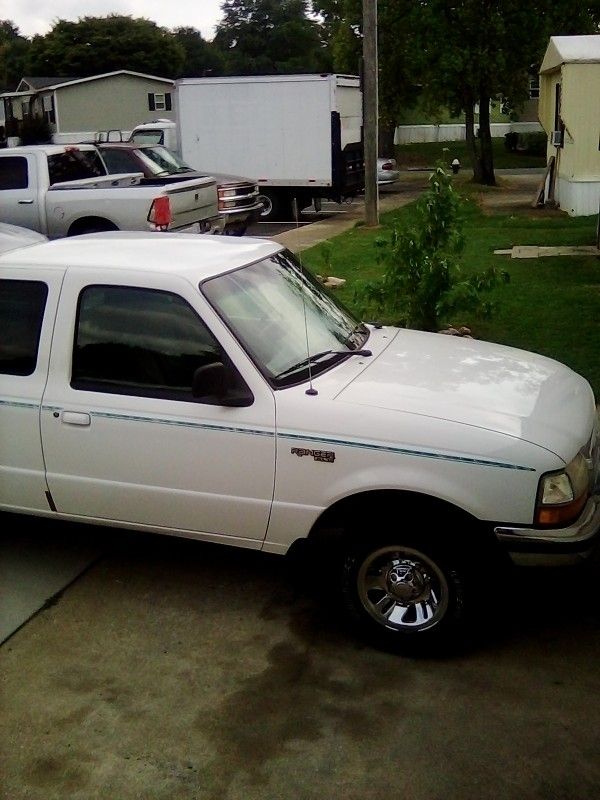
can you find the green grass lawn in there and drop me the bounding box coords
[395,139,546,170]
[301,200,600,396]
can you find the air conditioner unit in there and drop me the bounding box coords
[551,130,564,147]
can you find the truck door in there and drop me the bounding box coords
[0,268,64,512]
[0,153,42,231]
[40,270,276,543]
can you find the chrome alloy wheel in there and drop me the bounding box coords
[357,546,449,632]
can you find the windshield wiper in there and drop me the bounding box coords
[276,348,372,380]
[344,322,369,348]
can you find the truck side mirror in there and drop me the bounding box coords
[192,362,254,407]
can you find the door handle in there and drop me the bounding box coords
[61,411,91,426]
[18,199,34,205]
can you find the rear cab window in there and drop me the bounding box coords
[47,149,107,185]
[0,156,29,190]
[0,279,48,375]
[100,149,140,175]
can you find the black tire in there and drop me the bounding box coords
[257,190,294,221]
[340,536,468,655]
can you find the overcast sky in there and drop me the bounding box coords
[5,0,225,40]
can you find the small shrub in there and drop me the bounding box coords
[356,164,509,331]
[520,131,547,156]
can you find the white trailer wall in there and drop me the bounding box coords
[176,76,338,186]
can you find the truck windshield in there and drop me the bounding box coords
[202,250,369,387]
[130,130,164,146]
[140,147,194,175]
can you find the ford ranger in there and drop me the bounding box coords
[1,232,598,652]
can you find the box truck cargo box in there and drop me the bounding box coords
[131,74,365,220]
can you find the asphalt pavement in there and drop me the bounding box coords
[1,525,599,800]
[248,177,431,250]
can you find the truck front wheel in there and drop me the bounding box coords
[340,538,468,654]
[257,191,278,220]
[257,190,294,222]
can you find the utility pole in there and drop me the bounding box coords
[363,0,379,226]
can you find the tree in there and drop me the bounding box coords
[26,16,185,79]
[171,27,225,78]
[315,1,423,153]
[214,0,331,74]
[0,21,30,91]
[359,165,509,330]
[413,0,600,185]
[317,1,599,183]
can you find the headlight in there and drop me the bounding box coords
[218,199,238,210]
[536,453,590,526]
[218,188,237,199]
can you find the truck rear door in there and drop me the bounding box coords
[0,265,64,512]
[0,153,43,232]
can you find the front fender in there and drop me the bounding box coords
[263,432,556,553]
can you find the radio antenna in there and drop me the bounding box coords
[293,196,318,396]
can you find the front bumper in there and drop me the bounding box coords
[220,202,263,230]
[495,493,600,566]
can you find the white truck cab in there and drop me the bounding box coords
[1,232,598,652]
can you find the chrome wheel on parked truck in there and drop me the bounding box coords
[258,192,274,219]
[341,539,467,652]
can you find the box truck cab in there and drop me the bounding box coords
[130,74,365,220]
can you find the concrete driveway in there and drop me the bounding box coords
[1,521,599,800]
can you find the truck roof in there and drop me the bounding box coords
[2,144,99,155]
[0,231,283,280]
[176,73,359,87]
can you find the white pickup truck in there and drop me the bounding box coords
[1,232,598,652]
[0,144,222,237]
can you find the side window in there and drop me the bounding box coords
[101,149,139,175]
[528,76,540,100]
[148,92,172,112]
[72,285,226,402]
[0,157,29,190]
[0,280,48,375]
[47,150,106,185]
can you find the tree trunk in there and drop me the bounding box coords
[476,93,496,186]
[464,103,483,183]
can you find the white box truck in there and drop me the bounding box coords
[130,74,365,220]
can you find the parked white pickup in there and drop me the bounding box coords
[0,144,222,238]
[1,231,598,652]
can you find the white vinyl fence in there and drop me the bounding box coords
[394,122,543,145]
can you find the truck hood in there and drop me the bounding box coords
[335,329,595,460]
[166,170,255,188]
